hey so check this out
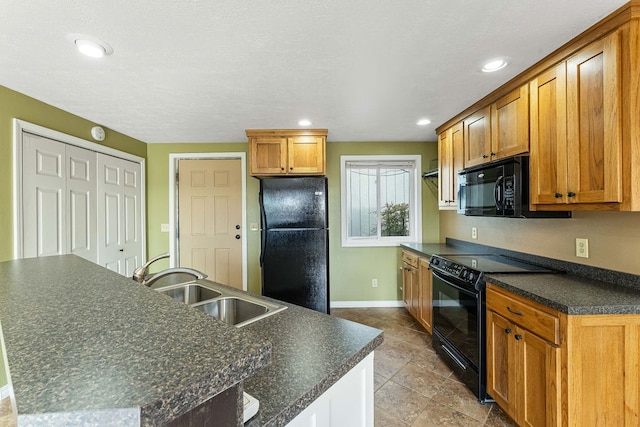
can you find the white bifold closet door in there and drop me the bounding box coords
[96,154,142,276]
[21,132,142,277]
[22,133,97,262]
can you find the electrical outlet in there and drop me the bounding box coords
[160,223,169,232]
[471,227,478,239]
[372,278,378,288]
[576,238,589,258]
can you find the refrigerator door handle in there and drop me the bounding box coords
[260,229,266,267]
[260,192,266,267]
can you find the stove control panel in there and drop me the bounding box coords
[429,255,480,286]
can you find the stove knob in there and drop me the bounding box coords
[432,258,439,266]
[468,273,475,281]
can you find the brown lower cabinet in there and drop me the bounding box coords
[401,250,419,317]
[486,292,561,426]
[486,283,640,426]
[417,258,432,334]
[401,250,432,334]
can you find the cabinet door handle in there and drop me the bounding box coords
[515,334,523,340]
[504,328,512,334]
[554,193,563,198]
[490,152,496,156]
[506,306,524,316]
[567,191,576,197]
[482,154,489,159]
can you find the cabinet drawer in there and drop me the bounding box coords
[401,251,419,268]
[486,286,559,345]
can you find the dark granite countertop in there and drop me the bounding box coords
[400,242,489,257]
[241,300,383,427]
[0,255,271,426]
[0,255,383,427]
[485,273,640,315]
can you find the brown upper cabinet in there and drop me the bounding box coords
[437,122,464,209]
[246,129,327,176]
[437,1,640,211]
[531,31,622,209]
[463,106,491,167]
[463,84,529,168]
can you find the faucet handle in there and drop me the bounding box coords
[132,266,148,283]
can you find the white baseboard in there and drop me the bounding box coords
[0,385,10,399]
[331,300,404,308]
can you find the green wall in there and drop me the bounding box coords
[146,140,439,301]
[0,84,147,263]
[0,85,147,387]
[326,141,439,302]
[145,143,262,283]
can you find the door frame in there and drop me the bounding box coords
[168,153,248,291]
[12,119,146,260]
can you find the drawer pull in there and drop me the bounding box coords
[504,328,512,334]
[507,306,524,316]
[515,334,523,340]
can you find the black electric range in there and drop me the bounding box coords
[429,253,558,403]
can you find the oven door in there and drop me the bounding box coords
[431,270,480,371]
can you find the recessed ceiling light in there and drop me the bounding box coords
[482,58,508,73]
[67,33,113,58]
[298,119,312,126]
[417,119,431,126]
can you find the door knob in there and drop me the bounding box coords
[235,234,241,239]
[235,224,241,229]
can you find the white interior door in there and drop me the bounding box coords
[178,159,243,289]
[66,145,97,261]
[22,133,66,258]
[97,154,142,276]
[22,133,97,262]
[15,119,146,270]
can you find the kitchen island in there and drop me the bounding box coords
[0,256,382,426]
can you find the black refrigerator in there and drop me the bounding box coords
[259,177,329,314]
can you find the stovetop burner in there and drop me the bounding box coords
[429,253,558,291]
[439,254,556,274]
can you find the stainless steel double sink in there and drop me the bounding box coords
[154,281,286,327]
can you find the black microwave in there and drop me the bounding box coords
[458,156,571,218]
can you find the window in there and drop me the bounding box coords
[341,155,421,247]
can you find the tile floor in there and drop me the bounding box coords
[0,395,15,427]
[332,307,518,427]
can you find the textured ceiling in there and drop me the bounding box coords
[0,0,628,143]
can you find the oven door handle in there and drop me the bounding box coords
[441,345,467,371]
[432,270,479,297]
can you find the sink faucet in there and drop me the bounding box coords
[132,253,207,287]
